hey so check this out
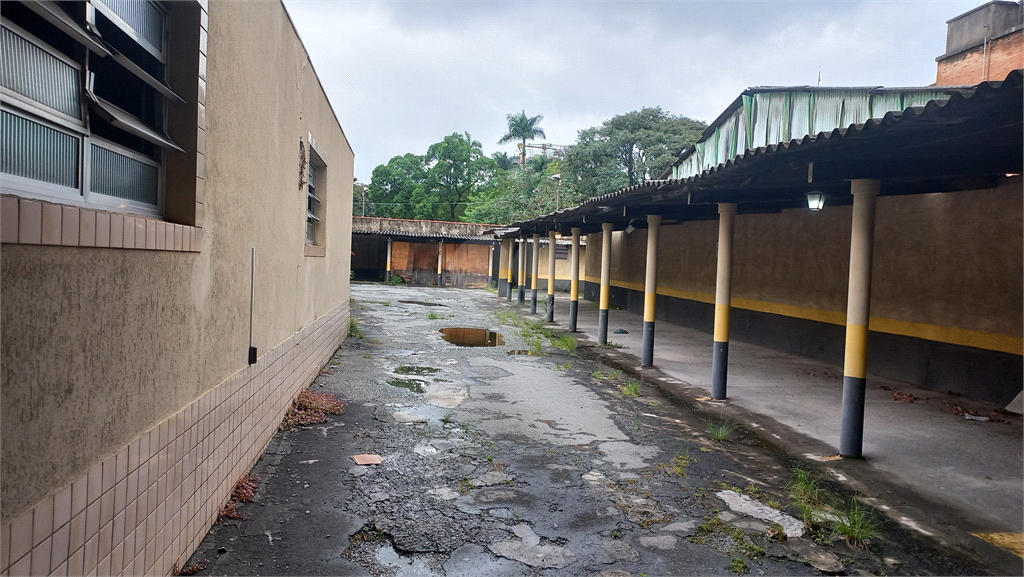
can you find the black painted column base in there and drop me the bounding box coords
[385,271,391,283]
[840,376,867,458]
[642,321,655,367]
[598,309,609,344]
[711,341,729,399]
[546,295,554,322]
[518,286,525,304]
[498,278,507,298]
[436,273,443,287]
[530,289,538,314]
[568,301,578,332]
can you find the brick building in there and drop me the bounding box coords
[936,1,1023,85]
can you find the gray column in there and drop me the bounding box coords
[530,233,541,314]
[517,238,526,304]
[546,231,557,321]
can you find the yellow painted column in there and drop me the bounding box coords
[530,233,541,314]
[546,230,557,321]
[598,222,613,344]
[711,203,737,399]
[385,237,393,282]
[840,179,880,458]
[488,243,494,287]
[641,215,661,366]
[436,240,444,286]
[568,227,581,332]
[517,237,527,304]
[499,239,510,298]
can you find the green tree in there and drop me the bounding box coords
[366,153,427,219]
[561,107,705,201]
[498,110,546,165]
[491,151,517,171]
[426,132,496,221]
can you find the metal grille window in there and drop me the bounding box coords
[306,162,321,244]
[0,0,180,215]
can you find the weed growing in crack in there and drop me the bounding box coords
[458,478,474,494]
[672,450,694,476]
[621,378,642,397]
[550,334,578,353]
[348,317,364,339]
[730,557,750,575]
[834,497,877,550]
[427,312,442,320]
[556,362,571,371]
[706,417,737,441]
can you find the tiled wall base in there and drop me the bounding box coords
[1,301,350,576]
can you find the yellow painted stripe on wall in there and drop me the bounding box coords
[844,323,869,379]
[644,291,656,322]
[578,277,1021,355]
[714,303,731,342]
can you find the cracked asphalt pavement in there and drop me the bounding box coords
[184,284,989,576]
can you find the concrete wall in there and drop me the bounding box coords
[583,178,1022,404]
[0,1,354,575]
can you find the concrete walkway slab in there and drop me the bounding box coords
[537,296,1023,539]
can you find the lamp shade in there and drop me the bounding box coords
[806,191,827,211]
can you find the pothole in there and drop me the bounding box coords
[387,378,426,393]
[399,300,445,307]
[440,328,504,347]
[394,365,440,376]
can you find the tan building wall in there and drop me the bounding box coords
[584,177,1022,359]
[537,242,588,286]
[936,31,1023,85]
[0,1,353,576]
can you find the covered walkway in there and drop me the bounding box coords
[542,294,1023,560]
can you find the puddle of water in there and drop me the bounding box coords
[399,300,445,307]
[395,365,440,376]
[387,378,426,393]
[440,327,504,347]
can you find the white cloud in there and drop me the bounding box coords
[283,0,982,181]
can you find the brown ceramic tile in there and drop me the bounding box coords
[18,199,42,244]
[198,53,207,81]
[136,218,147,249]
[166,222,175,251]
[195,226,204,250]
[197,102,206,131]
[41,202,62,245]
[97,552,110,577]
[145,219,156,250]
[114,479,126,515]
[10,510,33,567]
[100,491,114,529]
[1,522,10,573]
[9,552,30,577]
[102,455,116,495]
[66,543,84,577]
[196,153,206,181]
[122,216,135,249]
[30,539,51,576]
[53,559,69,577]
[87,464,102,504]
[95,212,110,247]
[83,534,98,576]
[78,209,96,246]
[49,523,69,572]
[1,196,18,243]
[198,76,207,106]
[60,206,79,246]
[97,523,112,568]
[84,501,100,544]
[53,486,72,530]
[67,512,85,557]
[110,542,123,577]
[32,496,53,548]
[155,221,165,250]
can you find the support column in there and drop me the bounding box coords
[840,179,880,458]
[530,233,541,314]
[598,222,613,344]
[568,227,581,332]
[498,239,510,297]
[517,238,527,304]
[488,243,495,287]
[711,203,737,399]
[546,231,557,321]
[642,215,661,367]
[436,240,444,287]
[385,237,393,283]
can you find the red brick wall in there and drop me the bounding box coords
[936,31,1023,85]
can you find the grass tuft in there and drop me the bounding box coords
[621,378,642,397]
[706,417,737,441]
[349,317,364,339]
[834,497,877,550]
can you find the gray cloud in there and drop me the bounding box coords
[282,0,981,181]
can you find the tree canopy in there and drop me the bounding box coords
[365,107,706,225]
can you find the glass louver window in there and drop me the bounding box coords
[307,163,321,244]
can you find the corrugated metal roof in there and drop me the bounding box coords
[512,70,1022,233]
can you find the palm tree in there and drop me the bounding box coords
[498,110,546,165]
[492,151,517,171]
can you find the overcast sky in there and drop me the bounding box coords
[281,0,983,182]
